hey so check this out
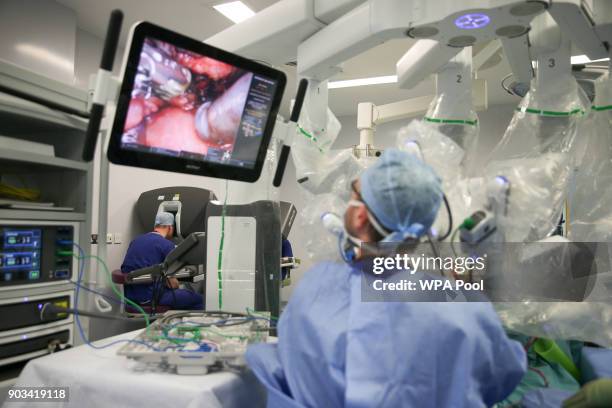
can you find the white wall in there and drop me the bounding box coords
[278,103,517,298]
[74,29,124,89]
[0,0,76,84]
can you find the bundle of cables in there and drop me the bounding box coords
[154,311,275,351]
[0,181,41,201]
[48,244,277,352]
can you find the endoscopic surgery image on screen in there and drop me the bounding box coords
[120,38,273,167]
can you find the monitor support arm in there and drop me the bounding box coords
[82,9,124,162]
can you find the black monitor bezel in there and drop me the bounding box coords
[107,21,287,182]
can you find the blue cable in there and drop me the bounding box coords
[71,243,160,351]
[69,281,124,306]
[69,246,269,352]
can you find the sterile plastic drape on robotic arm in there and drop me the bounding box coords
[394,65,612,345]
[290,98,360,197]
[290,94,372,261]
[397,120,487,240]
[480,73,612,347]
[514,73,612,347]
[483,74,589,242]
[421,48,481,177]
[569,73,612,242]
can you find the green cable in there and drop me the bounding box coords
[157,327,202,344]
[165,325,249,341]
[216,181,229,309]
[75,254,151,337]
[515,107,585,117]
[533,338,581,382]
[423,116,478,126]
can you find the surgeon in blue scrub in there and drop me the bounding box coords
[121,212,203,310]
[246,149,526,407]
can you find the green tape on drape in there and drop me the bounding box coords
[423,116,478,126]
[297,125,324,153]
[515,107,585,116]
[592,104,612,111]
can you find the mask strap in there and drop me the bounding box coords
[348,200,364,208]
[349,198,392,238]
[366,211,392,238]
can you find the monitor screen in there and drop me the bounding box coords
[108,22,286,182]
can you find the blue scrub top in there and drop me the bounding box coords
[247,261,527,407]
[121,232,175,302]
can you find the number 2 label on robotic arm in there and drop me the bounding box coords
[107,22,286,182]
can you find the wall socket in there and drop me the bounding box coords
[106,233,113,244]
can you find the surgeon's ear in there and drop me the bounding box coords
[354,205,369,229]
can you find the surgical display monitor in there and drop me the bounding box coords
[108,22,286,182]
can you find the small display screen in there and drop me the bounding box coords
[0,228,42,283]
[0,226,73,286]
[108,23,286,182]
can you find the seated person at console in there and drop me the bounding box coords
[121,212,203,310]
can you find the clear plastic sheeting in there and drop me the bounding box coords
[423,62,481,176]
[296,149,366,199]
[397,120,464,179]
[479,76,612,346]
[483,76,589,242]
[291,104,346,195]
[293,148,370,260]
[395,76,612,347]
[290,98,373,259]
[397,120,487,240]
[424,92,480,165]
[297,193,347,263]
[569,73,612,242]
[496,302,612,347]
[434,120,481,177]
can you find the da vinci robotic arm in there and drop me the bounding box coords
[206,0,612,162]
[205,0,573,131]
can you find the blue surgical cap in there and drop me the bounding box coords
[360,149,442,241]
[154,211,175,227]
